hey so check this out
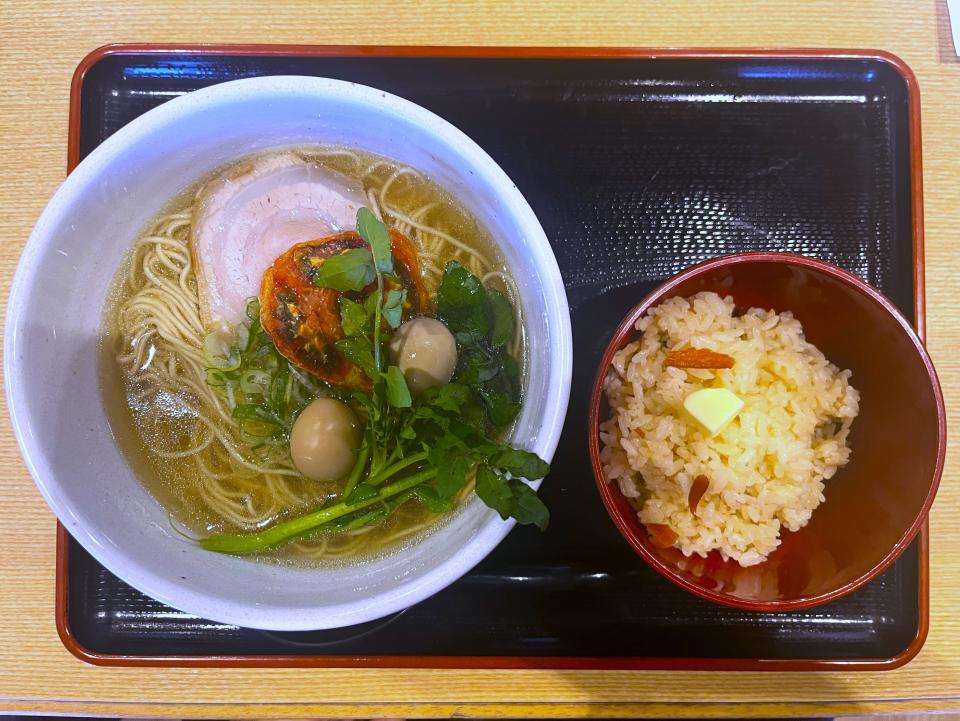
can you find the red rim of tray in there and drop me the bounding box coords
[56,42,929,671]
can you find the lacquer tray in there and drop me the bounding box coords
[58,44,926,670]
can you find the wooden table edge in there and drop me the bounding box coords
[3,697,960,718]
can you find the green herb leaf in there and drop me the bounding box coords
[423,383,470,413]
[477,384,522,426]
[401,405,452,444]
[412,486,455,513]
[245,317,262,352]
[474,464,549,529]
[487,287,515,348]
[357,207,393,273]
[437,261,489,336]
[490,448,550,480]
[502,353,520,395]
[433,450,472,499]
[508,479,550,530]
[446,417,494,450]
[382,288,407,330]
[339,296,370,337]
[312,247,376,292]
[335,336,377,378]
[384,365,412,408]
[345,481,379,507]
[475,464,513,519]
[459,346,501,384]
[351,390,376,411]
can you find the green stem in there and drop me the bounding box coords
[341,436,371,498]
[373,273,384,372]
[368,450,428,486]
[199,468,437,555]
[333,490,416,534]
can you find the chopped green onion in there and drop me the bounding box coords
[202,325,241,371]
[239,369,271,395]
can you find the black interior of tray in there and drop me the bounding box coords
[69,52,919,661]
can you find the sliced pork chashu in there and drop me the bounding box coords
[190,152,368,328]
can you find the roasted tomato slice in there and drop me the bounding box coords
[259,229,428,388]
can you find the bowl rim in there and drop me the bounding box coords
[587,251,946,612]
[5,74,573,630]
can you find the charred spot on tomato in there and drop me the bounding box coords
[273,292,300,328]
[296,250,321,281]
[301,341,335,370]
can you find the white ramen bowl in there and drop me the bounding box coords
[5,76,571,630]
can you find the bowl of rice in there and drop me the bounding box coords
[589,253,945,610]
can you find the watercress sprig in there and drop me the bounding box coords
[199,209,550,555]
[311,208,413,492]
[437,260,521,427]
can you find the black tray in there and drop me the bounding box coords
[59,45,926,670]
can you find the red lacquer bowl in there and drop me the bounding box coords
[588,253,946,611]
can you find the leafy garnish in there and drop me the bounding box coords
[476,464,549,531]
[507,479,550,531]
[344,481,379,506]
[357,207,393,273]
[490,448,550,480]
[412,486,455,513]
[437,261,488,336]
[432,447,472,499]
[438,261,521,428]
[423,383,470,413]
[339,296,370,337]
[384,365,412,408]
[335,336,377,378]
[381,288,406,330]
[232,403,282,427]
[239,369,271,395]
[200,211,550,556]
[475,464,514,517]
[477,383,522,427]
[487,287,515,348]
[312,247,376,292]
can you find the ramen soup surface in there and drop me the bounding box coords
[101,145,529,566]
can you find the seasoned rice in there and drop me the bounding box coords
[600,291,860,566]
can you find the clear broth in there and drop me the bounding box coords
[100,145,522,566]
